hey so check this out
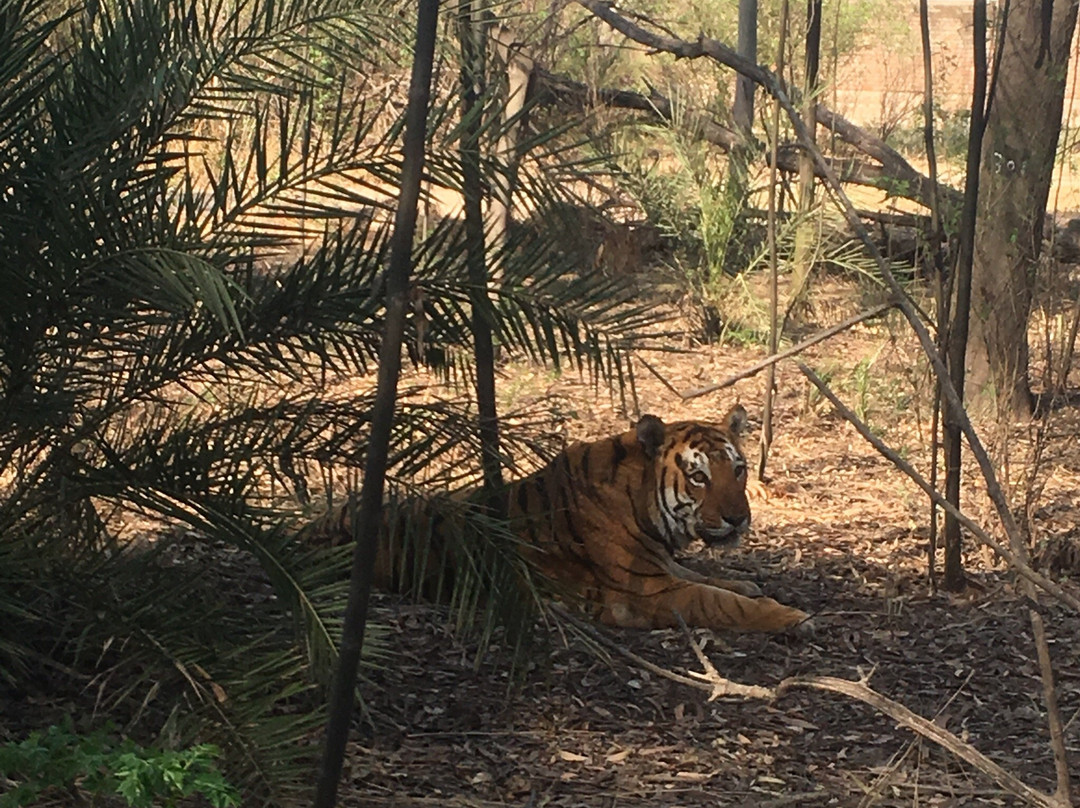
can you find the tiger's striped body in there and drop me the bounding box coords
[317,406,809,633]
[500,407,809,632]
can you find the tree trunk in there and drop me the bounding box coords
[789,0,821,324]
[969,0,1079,418]
[458,0,503,504]
[311,1,440,804]
[759,0,789,483]
[942,0,990,593]
[732,0,757,134]
[487,26,533,268]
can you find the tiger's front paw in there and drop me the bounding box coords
[787,612,815,637]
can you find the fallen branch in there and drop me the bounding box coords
[533,67,958,211]
[674,612,772,700]
[533,67,740,151]
[813,104,962,210]
[680,302,896,400]
[571,0,958,215]
[549,604,716,692]
[778,675,1061,808]
[553,604,1061,807]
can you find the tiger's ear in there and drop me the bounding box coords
[635,414,665,459]
[725,404,749,436]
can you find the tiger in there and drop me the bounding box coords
[314,405,810,633]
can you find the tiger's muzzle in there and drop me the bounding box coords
[695,514,750,547]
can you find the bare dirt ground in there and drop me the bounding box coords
[344,280,1080,807]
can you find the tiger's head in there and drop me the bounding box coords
[636,405,751,552]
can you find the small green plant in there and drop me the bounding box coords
[0,722,240,808]
[852,356,875,423]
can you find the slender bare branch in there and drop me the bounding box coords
[681,302,895,400]
[1030,608,1074,804]
[636,354,685,399]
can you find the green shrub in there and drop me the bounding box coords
[0,722,239,808]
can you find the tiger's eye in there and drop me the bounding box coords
[688,470,709,486]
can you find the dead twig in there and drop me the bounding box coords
[674,612,772,700]
[735,792,831,808]
[681,302,895,400]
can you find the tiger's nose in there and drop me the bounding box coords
[730,514,751,533]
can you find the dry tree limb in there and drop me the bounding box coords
[548,604,714,692]
[571,0,959,213]
[533,67,957,210]
[635,354,684,399]
[553,604,1062,807]
[796,361,1080,612]
[777,675,1063,808]
[681,302,895,400]
[812,104,962,209]
[673,612,772,700]
[533,69,947,208]
[532,67,739,150]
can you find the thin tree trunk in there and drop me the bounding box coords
[969,0,1078,419]
[942,0,989,592]
[732,0,757,135]
[458,0,503,502]
[727,0,757,268]
[759,0,789,482]
[487,27,533,267]
[311,2,440,804]
[789,0,821,321]
[920,0,945,590]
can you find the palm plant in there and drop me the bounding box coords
[0,0,665,800]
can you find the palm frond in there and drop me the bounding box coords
[0,0,678,798]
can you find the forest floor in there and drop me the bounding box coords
[344,276,1080,807]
